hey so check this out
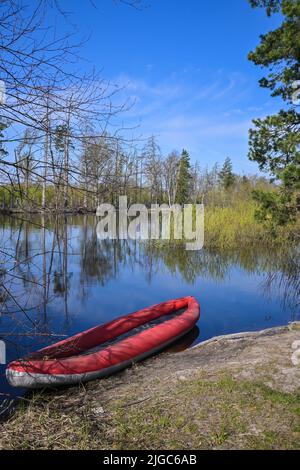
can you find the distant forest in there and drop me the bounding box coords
[0,130,273,212]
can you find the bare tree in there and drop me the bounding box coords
[143,135,163,204]
[0,1,133,214]
[14,128,38,205]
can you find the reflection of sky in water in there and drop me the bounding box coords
[0,215,299,400]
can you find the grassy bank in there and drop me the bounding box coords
[204,200,300,249]
[1,324,299,450]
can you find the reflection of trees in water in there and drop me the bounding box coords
[0,218,39,329]
[0,215,72,333]
[260,248,300,320]
[79,215,140,287]
[143,241,300,315]
[53,271,73,296]
[0,215,299,334]
[143,242,267,283]
[142,242,228,284]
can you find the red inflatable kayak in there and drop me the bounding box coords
[6,296,200,388]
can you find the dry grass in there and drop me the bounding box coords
[0,372,299,450]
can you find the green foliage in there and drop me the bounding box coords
[252,189,297,228]
[248,0,300,228]
[281,157,300,191]
[249,111,300,174]
[175,149,192,204]
[219,157,235,190]
[248,0,300,101]
[249,0,281,16]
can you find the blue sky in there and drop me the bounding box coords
[60,0,282,174]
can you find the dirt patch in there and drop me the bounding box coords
[0,323,299,449]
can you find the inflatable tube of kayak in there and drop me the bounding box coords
[6,296,200,388]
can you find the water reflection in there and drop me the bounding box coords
[166,326,200,353]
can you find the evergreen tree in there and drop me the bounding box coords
[175,149,192,204]
[248,0,300,227]
[219,157,235,189]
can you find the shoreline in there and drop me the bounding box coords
[0,208,96,215]
[1,322,299,449]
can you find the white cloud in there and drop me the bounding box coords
[111,69,277,171]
